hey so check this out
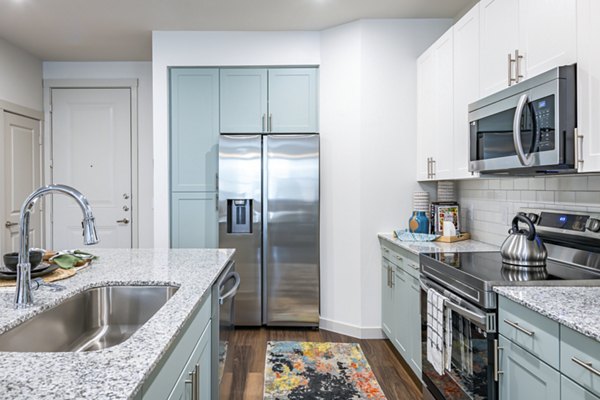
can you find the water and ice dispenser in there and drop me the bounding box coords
[227,199,252,234]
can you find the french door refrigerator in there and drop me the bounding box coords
[218,134,319,327]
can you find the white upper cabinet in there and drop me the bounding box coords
[480,0,576,97]
[417,46,436,181]
[577,0,600,173]
[416,28,454,181]
[480,0,519,97]
[519,0,576,80]
[453,3,481,179]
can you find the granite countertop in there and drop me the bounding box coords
[0,248,235,399]
[495,286,600,342]
[378,232,499,255]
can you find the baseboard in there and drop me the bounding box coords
[319,317,385,339]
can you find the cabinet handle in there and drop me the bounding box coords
[515,49,524,83]
[215,172,219,191]
[504,319,535,336]
[215,193,219,212]
[426,157,431,179]
[432,159,436,178]
[194,363,200,400]
[268,113,273,132]
[494,339,504,381]
[575,128,584,170]
[572,357,600,377]
[508,53,514,86]
[262,114,266,132]
[387,265,391,288]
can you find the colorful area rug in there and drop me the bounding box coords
[264,341,387,399]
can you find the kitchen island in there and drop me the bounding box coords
[0,248,234,399]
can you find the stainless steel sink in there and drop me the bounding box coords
[0,285,179,352]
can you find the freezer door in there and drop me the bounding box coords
[219,135,262,325]
[264,134,320,326]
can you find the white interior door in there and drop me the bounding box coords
[2,112,42,254]
[51,88,132,249]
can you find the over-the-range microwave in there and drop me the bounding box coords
[468,64,576,175]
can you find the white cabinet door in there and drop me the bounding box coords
[416,47,436,181]
[432,28,454,180]
[453,4,480,180]
[417,28,454,181]
[577,0,600,173]
[518,0,576,81]
[480,0,519,97]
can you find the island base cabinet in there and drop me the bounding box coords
[168,321,212,400]
[143,294,212,400]
[499,335,560,400]
[562,375,600,400]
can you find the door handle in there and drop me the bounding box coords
[116,218,130,224]
[5,221,18,228]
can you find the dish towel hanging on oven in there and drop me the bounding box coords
[427,288,453,375]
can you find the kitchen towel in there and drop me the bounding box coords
[427,288,451,375]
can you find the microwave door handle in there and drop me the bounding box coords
[513,93,534,167]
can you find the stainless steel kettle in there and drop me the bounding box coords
[500,214,548,268]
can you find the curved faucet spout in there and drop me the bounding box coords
[15,184,99,308]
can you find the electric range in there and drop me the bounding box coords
[419,208,600,400]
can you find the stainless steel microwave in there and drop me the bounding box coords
[468,65,576,175]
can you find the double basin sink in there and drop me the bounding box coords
[0,285,179,352]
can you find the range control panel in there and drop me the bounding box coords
[520,208,600,237]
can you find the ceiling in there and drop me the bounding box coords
[0,0,475,61]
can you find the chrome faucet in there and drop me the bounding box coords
[15,185,99,308]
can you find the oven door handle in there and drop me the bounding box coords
[420,278,487,327]
[219,271,241,305]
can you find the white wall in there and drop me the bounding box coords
[0,37,42,111]
[319,19,452,338]
[42,62,154,247]
[152,31,321,248]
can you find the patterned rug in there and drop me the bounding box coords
[263,341,387,399]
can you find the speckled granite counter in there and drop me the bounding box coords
[378,232,498,255]
[0,248,235,399]
[495,286,600,342]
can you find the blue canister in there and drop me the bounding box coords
[409,211,430,234]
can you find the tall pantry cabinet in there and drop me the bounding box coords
[170,68,220,248]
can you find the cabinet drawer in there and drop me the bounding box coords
[498,296,559,369]
[561,326,600,397]
[562,375,600,400]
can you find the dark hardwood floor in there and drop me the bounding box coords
[220,327,423,400]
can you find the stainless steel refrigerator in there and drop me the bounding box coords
[218,134,319,327]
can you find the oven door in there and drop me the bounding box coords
[420,277,497,400]
[469,80,563,173]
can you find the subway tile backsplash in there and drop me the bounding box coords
[458,176,600,246]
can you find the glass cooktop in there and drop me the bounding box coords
[423,251,600,283]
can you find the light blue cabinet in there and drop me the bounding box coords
[268,68,318,133]
[167,321,212,400]
[171,193,218,249]
[220,67,318,134]
[170,68,219,192]
[381,260,394,339]
[498,295,600,400]
[562,375,600,400]
[170,68,219,248]
[499,334,561,400]
[220,68,268,133]
[380,239,422,379]
[393,264,410,358]
[143,294,212,400]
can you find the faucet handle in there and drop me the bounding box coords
[31,278,66,292]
